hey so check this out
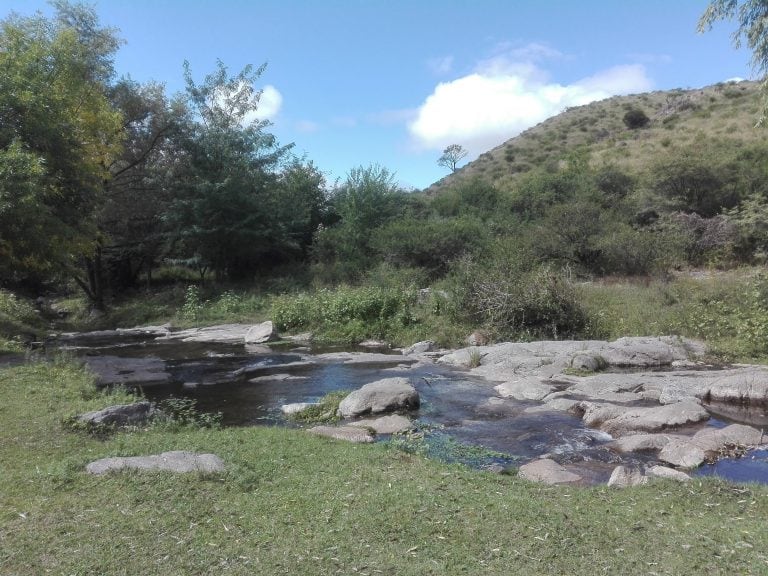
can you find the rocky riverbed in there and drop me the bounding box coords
[58,324,768,485]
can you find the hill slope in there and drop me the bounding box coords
[427,80,763,194]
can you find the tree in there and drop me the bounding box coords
[437,144,468,173]
[167,60,294,280]
[313,164,405,280]
[0,1,123,290]
[699,0,768,123]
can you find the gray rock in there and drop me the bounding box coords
[518,458,582,485]
[308,425,374,443]
[349,414,412,434]
[234,360,316,378]
[698,368,768,404]
[607,466,648,487]
[78,401,155,427]
[162,324,256,343]
[690,423,767,452]
[494,378,556,401]
[338,378,420,418]
[281,402,318,415]
[607,433,685,453]
[86,451,225,475]
[658,440,707,468]
[244,321,278,344]
[402,340,436,355]
[646,465,691,482]
[250,373,309,384]
[581,400,709,436]
[569,353,605,372]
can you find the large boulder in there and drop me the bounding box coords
[580,400,709,436]
[244,321,279,344]
[338,378,419,418]
[86,451,225,475]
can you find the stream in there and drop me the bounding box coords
[54,330,768,485]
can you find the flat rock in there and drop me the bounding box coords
[698,368,768,404]
[250,373,309,383]
[607,465,648,487]
[234,360,316,378]
[691,423,767,452]
[86,451,225,475]
[518,458,582,485]
[349,414,412,434]
[78,401,155,427]
[338,378,420,418]
[607,433,685,453]
[162,324,255,344]
[581,400,709,436]
[495,378,556,401]
[646,465,691,482]
[315,352,418,367]
[308,425,374,443]
[82,355,171,387]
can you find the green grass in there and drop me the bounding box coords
[2,360,768,575]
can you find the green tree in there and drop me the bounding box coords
[169,60,293,280]
[437,144,468,172]
[0,1,123,289]
[313,164,405,281]
[699,0,768,123]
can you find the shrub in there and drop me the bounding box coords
[622,108,650,129]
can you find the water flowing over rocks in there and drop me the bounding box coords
[86,451,225,474]
[437,336,768,482]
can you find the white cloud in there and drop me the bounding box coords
[408,50,653,156]
[244,85,282,124]
[294,119,321,133]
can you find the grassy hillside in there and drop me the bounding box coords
[428,80,763,195]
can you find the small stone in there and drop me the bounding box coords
[281,402,318,415]
[308,425,374,443]
[348,414,412,434]
[658,440,706,469]
[86,451,225,475]
[646,465,691,482]
[607,465,648,488]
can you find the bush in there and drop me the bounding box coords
[270,286,417,343]
[448,246,595,340]
[623,108,650,129]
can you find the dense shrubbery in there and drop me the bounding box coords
[271,286,417,343]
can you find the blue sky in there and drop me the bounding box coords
[3,1,754,189]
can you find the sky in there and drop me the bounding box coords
[2,0,755,189]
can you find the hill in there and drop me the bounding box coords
[427,80,764,195]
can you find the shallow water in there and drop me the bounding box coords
[58,333,768,484]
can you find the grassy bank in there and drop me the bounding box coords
[1,360,768,575]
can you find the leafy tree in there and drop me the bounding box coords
[437,144,468,172]
[699,0,768,123]
[622,107,650,129]
[313,164,405,281]
[0,1,123,290]
[168,60,293,280]
[88,79,188,297]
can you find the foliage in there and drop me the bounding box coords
[312,164,406,281]
[168,60,294,281]
[449,243,595,340]
[0,2,123,288]
[156,397,222,429]
[371,215,491,279]
[286,390,348,424]
[271,285,417,343]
